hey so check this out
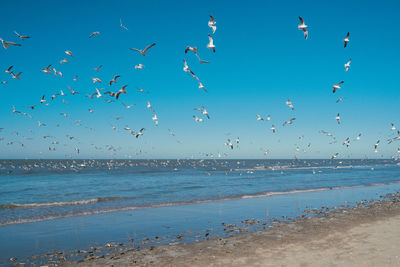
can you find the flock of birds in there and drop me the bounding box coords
[1,15,400,159]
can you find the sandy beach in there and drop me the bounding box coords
[60,194,400,267]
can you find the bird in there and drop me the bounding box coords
[183,59,195,76]
[374,140,380,151]
[137,87,148,93]
[343,32,350,48]
[135,128,145,138]
[120,18,128,30]
[283,118,296,126]
[94,65,103,72]
[109,75,120,85]
[266,115,271,121]
[92,77,102,83]
[1,81,7,84]
[65,50,74,57]
[5,66,13,74]
[193,115,203,123]
[68,86,79,95]
[122,103,135,109]
[51,93,59,100]
[208,15,217,34]
[225,139,233,149]
[286,99,294,110]
[207,34,215,52]
[60,58,68,64]
[146,100,154,111]
[195,77,207,92]
[10,72,22,79]
[88,109,95,113]
[94,88,104,98]
[391,123,396,131]
[194,106,210,119]
[354,133,362,141]
[115,85,128,100]
[335,113,341,124]
[332,81,344,93]
[134,64,144,70]
[40,95,46,104]
[256,114,264,121]
[270,125,276,133]
[41,65,52,74]
[336,97,344,103]
[331,153,339,159]
[89,32,100,38]
[185,46,198,54]
[0,38,21,49]
[27,105,37,110]
[73,75,78,81]
[14,31,30,40]
[130,43,156,56]
[298,16,308,40]
[38,121,46,127]
[345,59,351,72]
[152,114,159,126]
[343,137,350,147]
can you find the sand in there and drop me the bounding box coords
[61,196,400,267]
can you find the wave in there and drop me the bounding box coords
[233,164,396,172]
[1,181,400,226]
[0,197,126,209]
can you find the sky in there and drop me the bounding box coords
[0,0,400,159]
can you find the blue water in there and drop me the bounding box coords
[1,159,400,265]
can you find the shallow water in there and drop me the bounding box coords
[1,159,400,265]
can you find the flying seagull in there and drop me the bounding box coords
[343,32,350,48]
[94,65,103,72]
[286,99,294,110]
[256,114,264,121]
[109,75,120,86]
[0,38,21,49]
[344,59,351,72]
[134,64,144,70]
[130,43,156,56]
[89,32,100,38]
[208,15,217,34]
[185,46,198,54]
[14,31,30,40]
[332,81,344,93]
[194,106,210,119]
[336,97,344,103]
[120,18,128,30]
[298,16,308,40]
[335,113,341,124]
[207,34,215,52]
[65,50,74,57]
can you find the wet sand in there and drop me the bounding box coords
[61,193,400,267]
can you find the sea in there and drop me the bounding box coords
[1,159,400,265]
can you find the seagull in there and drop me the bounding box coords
[208,15,216,34]
[152,114,159,126]
[0,38,21,49]
[343,32,350,48]
[14,31,30,40]
[183,59,195,76]
[73,75,78,81]
[194,106,210,119]
[134,64,144,70]
[60,58,68,64]
[137,88,148,93]
[225,139,233,149]
[146,100,154,111]
[41,65,52,74]
[135,128,145,138]
[185,46,198,54]
[130,43,156,56]
[286,99,294,110]
[68,86,79,95]
[391,123,396,131]
[65,50,74,57]
[331,153,339,159]
[345,59,351,72]
[336,97,344,103]
[27,105,37,110]
[40,95,46,104]
[266,115,271,121]
[193,115,203,123]
[60,89,66,96]
[88,109,95,113]
[343,137,350,147]
[120,18,128,30]
[5,66,13,74]
[354,133,362,141]
[256,114,264,121]
[207,34,215,52]
[89,31,100,38]
[374,140,380,150]
[270,125,276,133]
[10,72,22,79]
[51,93,59,100]
[195,77,207,92]
[115,85,128,99]
[109,75,120,85]
[38,121,46,127]
[92,77,102,83]
[122,103,135,109]
[332,81,344,93]
[94,65,103,72]
[298,16,308,40]
[283,118,296,126]
[94,88,104,98]
[335,113,341,124]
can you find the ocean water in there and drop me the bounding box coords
[1,159,400,265]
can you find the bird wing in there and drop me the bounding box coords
[143,43,156,53]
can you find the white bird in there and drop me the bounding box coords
[336,97,344,103]
[270,125,276,133]
[68,86,79,95]
[92,77,102,84]
[122,103,135,109]
[208,15,217,34]
[185,46,199,54]
[14,31,30,40]
[146,100,154,111]
[60,58,68,64]
[256,114,264,121]
[193,115,203,123]
[5,66,13,74]
[130,43,156,56]
[286,99,294,110]
[135,128,145,138]
[283,118,296,126]
[207,34,215,52]
[335,113,341,124]
[391,123,396,131]
[298,16,308,40]
[89,31,100,38]
[343,137,350,147]
[225,139,233,149]
[65,50,74,57]
[0,38,21,49]
[94,88,104,98]
[354,133,362,141]
[345,59,351,72]
[331,153,339,159]
[196,79,207,92]
[194,106,210,119]
[135,64,144,70]
[60,89,66,96]
[11,72,22,79]
[152,114,159,126]
[332,81,344,93]
[40,95,46,104]
[41,65,52,74]
[266,115,271,121]
[343,32,350,48]
[374,140,380,151]
[94,65,103,72]
[120,18,128,30]
[183,59,195,76]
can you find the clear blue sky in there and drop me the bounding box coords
[0,0,399,159]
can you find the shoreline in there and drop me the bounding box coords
[57,192,400,267]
